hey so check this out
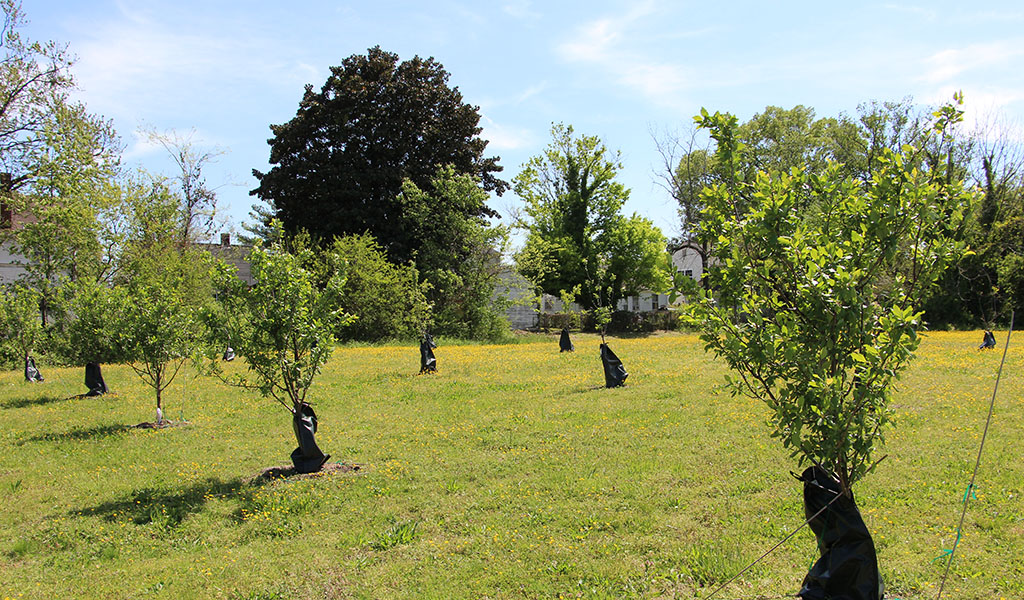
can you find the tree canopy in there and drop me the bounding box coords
[213,231,353,412]
[399,166,511,339]
[250,46,507,263]
[687,103,975,493]
[514,123,669,310]
[659,97,1024,326]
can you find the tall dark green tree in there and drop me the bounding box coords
[249,46,507,262]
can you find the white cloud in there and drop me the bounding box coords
[555,4,697,107]
[502,0,541,20]
[513,84,546,104]
[66,6,318,123]
[480,115,536,151]
[921,41,1024,84]
[122,129,164,161]
[477,83,548,114]
[920,85,1024,136]
[557,18,621,63]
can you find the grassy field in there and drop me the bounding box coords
[0,330,1021,599]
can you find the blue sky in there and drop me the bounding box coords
[24,1,1024,243]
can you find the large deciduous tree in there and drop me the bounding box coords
[1,0,122,323]
[0,0,75,190]
[249,46,507,262]
[515,123,669,310]
[398,166,511,339]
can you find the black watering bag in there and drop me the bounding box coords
[798,465,883,600]
[420,333,437,373]
[291,402,329,473]
[84,363,108,396]
[559,328,574,352]
[600,343,627,388]
[24,356,43,382]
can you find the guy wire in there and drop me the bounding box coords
[936,311,1014,599]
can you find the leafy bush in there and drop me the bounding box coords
[327,234,429,342]
[0,284,43,368]
[687,105,973,492]
[214,233,354,411]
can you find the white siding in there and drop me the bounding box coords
[671,245,704,283]
[0,241,27,284]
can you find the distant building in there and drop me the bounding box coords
[0,180,31,285]
[193,233,254,285]
[0,241,27,285]
[494,267,538,329]
[671,242,706,285]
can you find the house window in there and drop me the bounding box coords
[652,296,658,310]
[683,269,693,278]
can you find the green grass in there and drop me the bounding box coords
[0,331,1021,599]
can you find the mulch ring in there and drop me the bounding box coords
[253,462,363,482]
[133,420,190,430]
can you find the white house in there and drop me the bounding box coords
[494,267,538,329]
[193,233,254,285]
[0,197,30,284]
[671,242,706,284]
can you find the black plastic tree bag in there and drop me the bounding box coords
[559,328,574,352]
[84,363,108,396]
[223,346,235,361]
[600,343,627,388]
[420,333,437,373]
[291,402,329,473]
[24,356,43,382]
[978,330,996,349]
[798,465,883,600]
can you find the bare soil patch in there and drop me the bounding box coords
[253,462,362,482]
[132,420,190,430]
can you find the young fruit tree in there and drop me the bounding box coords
[119,247,215,425]
[687,101,974,598]
[51,279,129,396]
[0,283,43,378]
[213,234,353,472]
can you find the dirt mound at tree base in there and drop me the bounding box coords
[253,462,362,482]
[132,420,189,430]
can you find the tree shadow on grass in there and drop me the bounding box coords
[22,424,131,445]
[1,394,72,410]
[570,384,619,393]
[76,476,264,528]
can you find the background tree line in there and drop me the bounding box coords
[657,98,1023,327]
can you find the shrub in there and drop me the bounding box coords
[328,234,429,341]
